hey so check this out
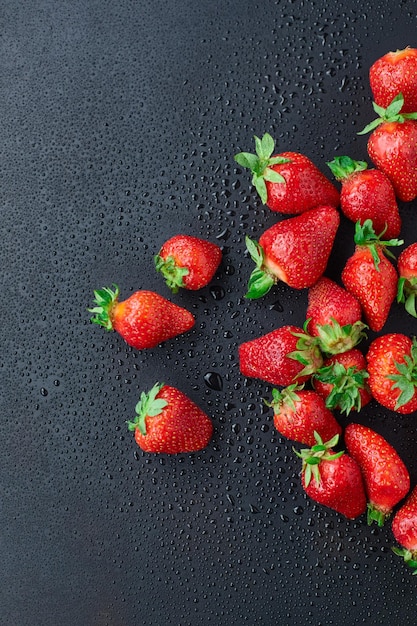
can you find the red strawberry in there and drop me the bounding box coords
[238,324,323,387]
[266,383,341,446]
[127,383,213,453]
[392,485,417,575]
[344,423,410,526]
[366,333,417,414]
[234,133,339,214]
[370,47,417,114]
[341,219,402,332]
[358,93,417,201]
[313,348,372,415]
[326,156,401,238]
[306,276,367,355]
[245,205,340,298]
[89,285,195,349]
[397,242,417,317]
[295,432,367,519]
[155,234,222,293]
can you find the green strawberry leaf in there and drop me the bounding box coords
[88,284,119,330]
[234,151,259,170]
[127,382,168,436]
[263,167,286,183]
[327,155,368,180]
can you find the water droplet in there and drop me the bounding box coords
[203,371,223,391]
[209,285,225,300]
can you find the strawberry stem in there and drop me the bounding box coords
[367,503,390,527]
[353,219,403,269]
[387,337,417,409]
[245,235,275,298]
[154,254,189,294]
[88,284,120,330]
[314,361,369,415]
[358,93,417,135]
[234,133,291,204]
[126,383,168,436]
[294,432,343,487]
[392,547,417,574]
[313,318,368,355]
[397,276,417,318]
[327,155,368,181]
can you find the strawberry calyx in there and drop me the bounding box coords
[294,432,343,486]
[397,276,417,318]
[358,92,417,135]
[88,284,120,330]
[234,132,291,204]
[353,219,403,269]
[126,382,168,436]
[313,317,368,355]
[314,361,369,414]
[154,253,189,294]
[387,337,417,409]
[265,383,304,412]
[367,503,391,527]
[326,155,368,181]
[391,547,417,575]
[245,235,276,298]
[288,323,324,379]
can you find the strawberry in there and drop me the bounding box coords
[89,285,195,349]
[326,155,401,239]
[397,242,417,317]
[295,432,367,519]
[238,324,323,387]
[127,383,213,453]
[370,47,417,114]
[366,333,417,414]
[392,485,417,575]
[358,93,417,202]
[154,234,222,293]
[266,384,341,446]
[234,132,339,214]
[245,205,340,298]
[341,219,403,332]
[313,348,372,415]
[306,276,367,355]
[344,423,410,526]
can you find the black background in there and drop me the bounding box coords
[2,1,417,624]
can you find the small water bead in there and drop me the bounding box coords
[203,371,223,391]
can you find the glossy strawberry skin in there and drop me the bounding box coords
[397,243,417,317]
[238,325,323,387]
[271,388,342,446]
[392,486,417,553]
[341,245,397,332]
[313,348,372,413]
[370,48,417,113]
[367,120,417,202]
[339,168,401,239]
[112,290,195,349]
[302,452,367,519]
[398,242,417,278]
[307,277,362,334]
[132,385,213,454]
[367,333,417,414]
[344,423,410,525]
[265,152,340,214]
[155,235,222,292]
[259,205,340,289]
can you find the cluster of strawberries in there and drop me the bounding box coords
[89,48,417,575]
[235,47,417,575]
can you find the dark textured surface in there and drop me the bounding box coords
[2,1,417,624]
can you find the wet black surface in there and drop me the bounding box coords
[2,1,417,624]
